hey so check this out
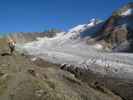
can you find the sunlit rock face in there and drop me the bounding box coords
[93,2,133,52]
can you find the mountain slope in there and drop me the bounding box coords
[94,2,133,52]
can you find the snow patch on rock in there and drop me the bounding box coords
[121,8,133,16]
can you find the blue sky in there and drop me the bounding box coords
[0,0,132,33]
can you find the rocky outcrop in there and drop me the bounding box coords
[94,2,133,52]
[60,64,133,100]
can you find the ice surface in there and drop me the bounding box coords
[17,18,133,80]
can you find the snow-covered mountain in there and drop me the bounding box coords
[58,18,103,45]
[69,18,100,33]
[17,18,102,52]
[16,2,133,82]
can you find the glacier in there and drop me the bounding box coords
[17,18,133,80]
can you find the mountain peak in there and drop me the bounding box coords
[68,18,101,33]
